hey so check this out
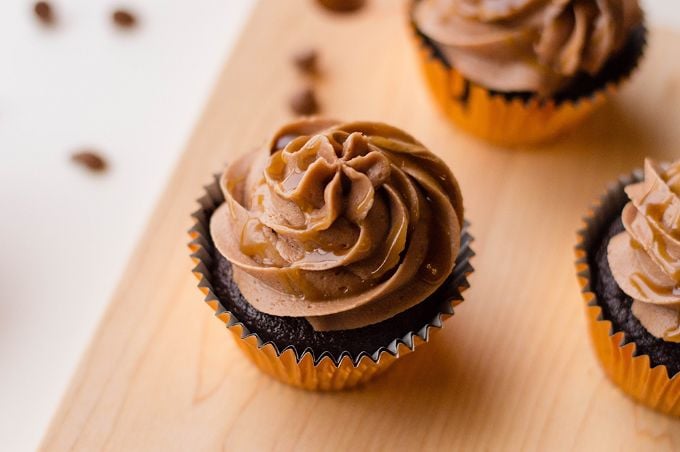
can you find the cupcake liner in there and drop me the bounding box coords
[189,173,474,391]
[575,170,680,416]
[409,2,646,147]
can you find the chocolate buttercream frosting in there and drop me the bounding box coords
[210,119,464,331]
[413,0,643,95]
[608,159,680,343]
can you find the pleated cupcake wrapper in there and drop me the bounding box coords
[409,2,646,147]
[575,170,680,416]
[189,173,474,391]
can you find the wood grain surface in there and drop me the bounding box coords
[40,0,680,450]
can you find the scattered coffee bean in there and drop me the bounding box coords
[34,1,55,25]
[112,9,137,28]
[71,151,108,172]
[317,0,366,13]
[292,48,319,74]
[289,87,320,115]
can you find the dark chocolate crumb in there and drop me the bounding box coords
[289,87,320,115]
[34,1,54,25]
[112,9,137,28]
[292,48,319,74]
[317,0,365,13]
[71,151,108,172]
[211,247,450,360]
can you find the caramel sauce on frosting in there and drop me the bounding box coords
[210,119,464,331]
[413,0,643,96]
[608,159,680,343]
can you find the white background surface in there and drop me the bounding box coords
[0,1,678,450]
[0,1,255,450]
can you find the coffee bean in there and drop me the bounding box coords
[289,87,320,115]
[317,0,365,13]
[292,48,319,74]
[71,151,108,172]
[112,9,136,28]
[34,1,54,25]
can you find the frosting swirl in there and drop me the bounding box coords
[608,159,680,343]
[413,0,643,95]
[210,119,464,331]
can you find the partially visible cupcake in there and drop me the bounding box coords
[190,118,473,390]
[411,0,646,146]
[576,159,680,416]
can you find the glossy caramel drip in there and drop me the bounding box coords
[645,202,666,223]
[266,151,286,179]
[630,238,643,250]
[281,168,305,192]
[630,272,680,298]
[281,268,324,300]
[664,163,680,188]
[239,219,276,266]
[641,188,680,280]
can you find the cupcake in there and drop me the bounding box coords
[576,159,680,416]
[410,0,646,146]
[189,118,473,390]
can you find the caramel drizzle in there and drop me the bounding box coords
[629,272,680,298]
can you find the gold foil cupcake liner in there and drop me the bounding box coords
[189,174,474,391]
[409,2,646,147]
[575,170,680,416]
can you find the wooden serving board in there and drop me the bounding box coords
[41,1,680,450]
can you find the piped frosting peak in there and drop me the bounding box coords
[414,0,643,95]
[210,119,464,331]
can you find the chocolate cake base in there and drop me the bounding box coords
[211,250,459,360]
[589,215,680,377]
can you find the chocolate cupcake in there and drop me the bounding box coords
[410,0,646,146]
[190,118,473,390]
[576,159,680,416]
